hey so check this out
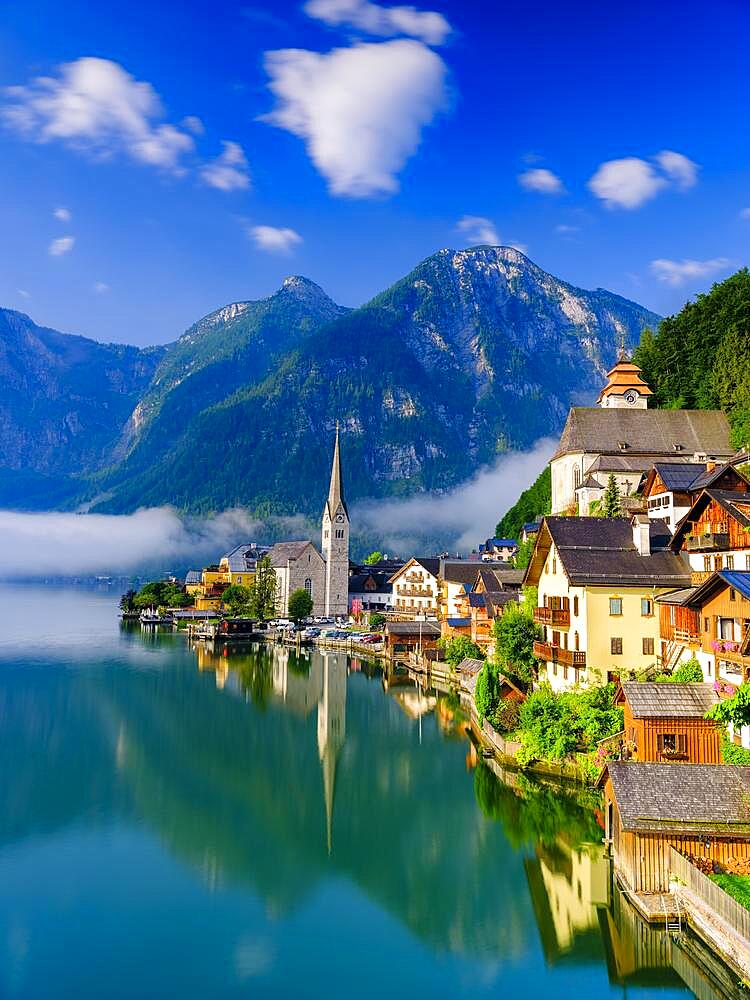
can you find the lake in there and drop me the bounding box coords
[0,584,731,997]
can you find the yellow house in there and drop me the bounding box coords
[524,515,690,691]
[187,544,271,611]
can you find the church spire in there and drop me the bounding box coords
[325,422,348,519]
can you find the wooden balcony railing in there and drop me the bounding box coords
[686,529,730,552]
[533,607,570,627]
[533,640,586,668]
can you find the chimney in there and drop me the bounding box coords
[632,515,651,556]
[706,461,717,473]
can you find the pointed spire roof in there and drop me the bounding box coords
[324,422,348,519]
[596,351,654,404]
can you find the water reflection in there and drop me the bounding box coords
[0,587,738,997]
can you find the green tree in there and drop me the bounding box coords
[475,660,502,723]
[512,536,535,570]
[496,466,550,539]
[439,634,484,668]
[221,584,252,616]
[599,474,623,518]
[492,603,541,687]
[363,551,383,565]
[707,683,750,729]
[368,612,386,629]
[655,656,704,683]
[119,589,137,612]
[249,556,277,621]
[288,588,313,624]
[133,579,193,610]
[516,683,623,765]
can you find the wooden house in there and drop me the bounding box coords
[643,461,748,533]
[683,570,750,689]
[384,620,441,658]
[600,762,750,893]
[615,682,721,763]
[670,489,750,585]
[655,587,701,674]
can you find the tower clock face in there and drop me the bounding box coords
[335,514,344,523]
[624,390,638,405]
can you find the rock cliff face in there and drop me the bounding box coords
[94,247,660,515]
[0,309,163,508]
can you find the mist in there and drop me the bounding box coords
[0,441,552,578]
[352,439,554,555]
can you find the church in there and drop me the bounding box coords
[550,352,734,515]
[267,426,350,617]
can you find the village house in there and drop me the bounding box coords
[389,558,440,618]
[347,569,392,614]
[524,516,690,691]
[383,620,441,658]
[614,682,721,764]
[551,353,733,515]
[455,565,523,652]
[600,761,750,894]
[642,461,749,532]
[670,489,750,585]
[478,537,518,561]
[520,521,541,544]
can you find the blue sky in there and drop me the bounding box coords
[0,0,748,346]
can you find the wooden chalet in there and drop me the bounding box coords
[643,461,748,533]
[670,489,750,585]
[684,570,750,687]
[384,620,441,658]
[600,762,750,893]
[655,587,701,674]
[615,682,721,763]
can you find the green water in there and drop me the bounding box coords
[0,585,730,997]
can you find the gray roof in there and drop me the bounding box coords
[606,762,750,834]
[553,408,733,461]
[689,461,748,492]
[385,621,441,636]
[267,540,315,567]
[533,516,689,587]
[222,542,270,572]
[455,657,484,676]
[652,462,707,491]
[485,591,518,616]
[620,682,719,718]
[440,561,483,585]
[185,570,201,585]
[489,567,524,588]
[654,586,697,606]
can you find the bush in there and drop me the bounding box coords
[721,731,750,764]
[671,657,704,682]
[516,682,623,766]
[492,698,521,733]
[493,603,541,687]
[288,588,314,624]
[439,634,484,668]
[475,661,502,723]
[368,612,386,629]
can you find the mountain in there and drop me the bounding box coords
[94,247,661,515]
[0,309,164,508]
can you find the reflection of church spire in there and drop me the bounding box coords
[317,653,346,855]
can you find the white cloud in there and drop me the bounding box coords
[49,236,74,256]
[354,440,555,553]
[588,157,665,209]
[261,39,447,197]
[739,207,750,220]
[53,206,71,222]
[304,0,451,45]
[654,150,698,190]
[182,114,205,135]
[588,150,699,209]
[16,288,30,299]
[93,281,109,293]
[650,257,730,287]
[456,215,499,245]
[249,225,303,253]
[555,223,579,234]
[200,141,251,191]
[518,167,564,194]
[2,57,194,172]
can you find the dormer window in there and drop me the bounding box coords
[673,443,684,452]
[618,441,629,451]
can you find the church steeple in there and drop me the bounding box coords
[325,421,348,520]
[596,351,653,409]
[321,424,350,617]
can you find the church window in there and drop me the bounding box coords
[324,530,329,540]
[574,466,581,490]
[305,578,312,596]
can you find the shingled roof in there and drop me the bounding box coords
[524,516,690,588]
[618,682,719,718]
[553,408,732,461]
[603,762,750,835]
[267,541,314,566]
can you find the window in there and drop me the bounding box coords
[727,555,735,570]
[304,578,312,596]
[643,637,654,655]
[552,558,557,574]
[611,637,623,655]
[641,598,653,617]
[730,588,737,601]
[714,555,724,571]
[609,598,623,616]
[746,554,750,571]
[658,733,687,754]
[704,555,712,572]
[237,576,242,584]
[704,617,710,633]
[324,530,329,540]
[573,595,579,616]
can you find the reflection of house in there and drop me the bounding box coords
[525,516,690,691]
[615,682,720,763]
[551,353,733,514]
[389,558,440,617]
[601,761,750,893]
[525,840,610,961]
[271,645,323,717]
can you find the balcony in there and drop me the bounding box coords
[533,640,586,668]
[534,607,570,627]
[397,587,434,598]
[686,529,730,552]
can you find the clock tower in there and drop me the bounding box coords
[596,348,653,410]
[321,424,350,617]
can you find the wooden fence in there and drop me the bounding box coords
[669,846,750,945]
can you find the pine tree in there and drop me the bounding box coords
[600,474,623,518]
